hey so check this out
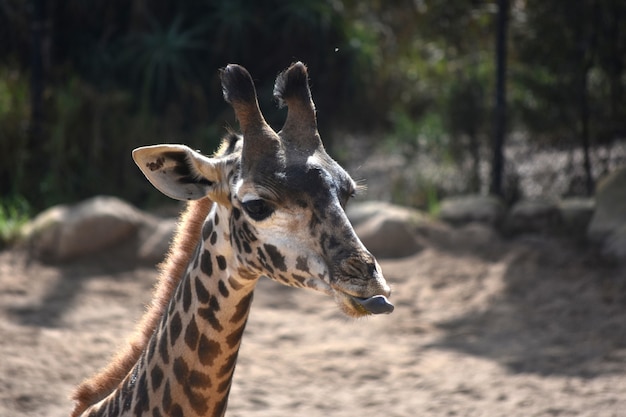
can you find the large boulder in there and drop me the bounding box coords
[504,198,562,236]
[588,168,626,243]
[558,198,595,240]
[21,196,169,263]
[136,217,177,264]
[601,224,626,260]
[438,195,505,227]
[347,201,429,258]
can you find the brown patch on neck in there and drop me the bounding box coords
[71,198,213,417]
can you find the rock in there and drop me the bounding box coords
[348,201,428,259]
[588,168,626,243]
[601,224,626,261]
[22,196,145,262]
[558,198,595,240]
[439,195,505,227]
[504,198,562,236]
[346,201,397,227]
[137,217,177,264]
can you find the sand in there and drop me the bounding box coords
[1,233,625,417]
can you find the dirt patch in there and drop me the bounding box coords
[1,234,625,417]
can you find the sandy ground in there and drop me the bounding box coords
[1,228,626,417]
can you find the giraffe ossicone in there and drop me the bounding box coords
[71,62,393,417]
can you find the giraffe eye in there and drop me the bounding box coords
[242,199,274,221]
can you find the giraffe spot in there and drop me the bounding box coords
[169,312,182,347]
[233,208,241,220]
[233,233,242,253]
[133,371,149,417]
[242,222,258,241]
[147,335,157,363]
[194,276,210,304]
[107,400,118,417]
[122,368,136,412]
[108,393,120,417]
[184,315,200,349]
[210,231,218,245]
[292,274,307,285]
[162,380,172,413]
[201,250,214,277]
[264,244,287,272]
[150,365,164,391]
[202,220,214,240]
[185,385,209,415]
[242,241,252,254]
[198,307,223,332]
[152,407,163,417]
[209,295,221,313]
[296,256,309,272]
[217,377,232,394]
[182,277,192,313]
[170,403,184,417]
[218,280,229,297]
[214,212,220,225]
[189,370,212,388]
[218,351,239,379]
[216,255,227,271]
[230,292,253,324]
[158,328,170,364]
[214,394,230,417]
[198,334,222,366]
[256,247,267,263]
[226,320,248,349]
[146,156,165,171]
[173,357,189,385]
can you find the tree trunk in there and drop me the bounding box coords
[490,0,509,197]
[30,0,45,149]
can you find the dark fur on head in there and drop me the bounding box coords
[220,64,257,104]
[273,62,312,109]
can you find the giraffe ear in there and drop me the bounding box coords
[132,145,224,201]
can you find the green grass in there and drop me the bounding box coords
[0,196,31,248]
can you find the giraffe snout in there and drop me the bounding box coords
[329,254,394,316]
[352,295,394,314]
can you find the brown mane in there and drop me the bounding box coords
[70,197,213,417]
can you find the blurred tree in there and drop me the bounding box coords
[512,0,626,195]
[1,0,625,210]
[490,0,509,197]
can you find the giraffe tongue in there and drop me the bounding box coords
[353,295,394,315]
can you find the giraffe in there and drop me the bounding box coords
[70,62,394,417]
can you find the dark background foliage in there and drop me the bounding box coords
[1,0,625,214]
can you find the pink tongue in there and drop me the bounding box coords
[353,295,394,314]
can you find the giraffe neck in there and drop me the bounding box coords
[82,204,257,417]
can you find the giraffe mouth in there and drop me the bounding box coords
[333,290,394,317]
[350,295,394,315]
[305,272,394,316]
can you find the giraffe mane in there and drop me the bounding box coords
[70,197,213,416]
[71,134,243,416]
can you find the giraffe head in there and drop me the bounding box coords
[132,62,393,317]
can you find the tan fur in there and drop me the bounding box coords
[70,198,213,417]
